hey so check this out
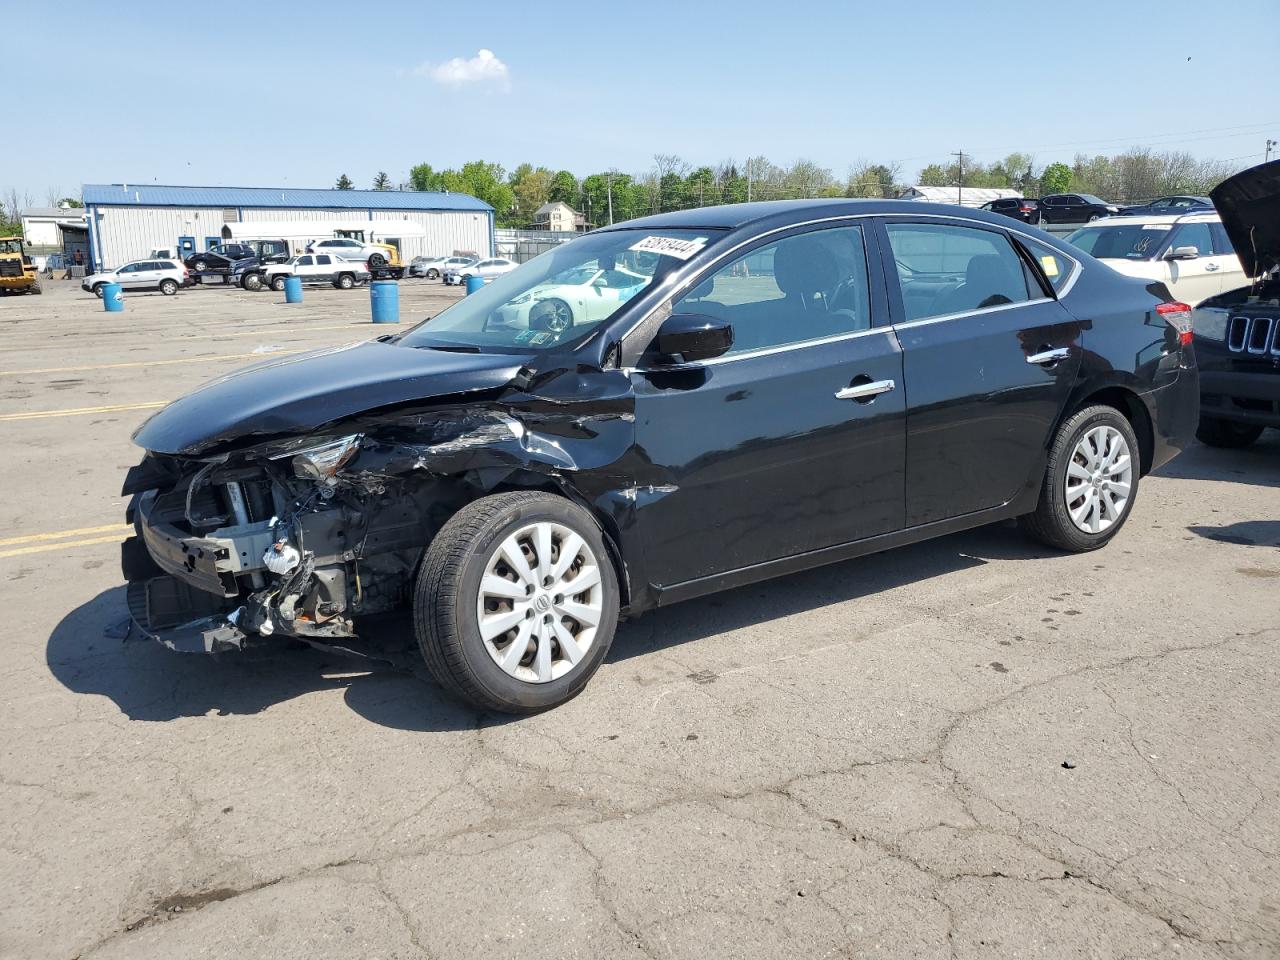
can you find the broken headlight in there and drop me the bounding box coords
[273,434,361,480]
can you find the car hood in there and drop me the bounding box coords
[1210,159,1280,278]
[132,339,533,456]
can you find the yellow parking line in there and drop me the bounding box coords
[0,533,129,560]
[0,523,132,547]
[0,350,296,377]
[0,401,166,422]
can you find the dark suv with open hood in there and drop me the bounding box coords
[1190,160,1280,447]
[122,199,1197,713]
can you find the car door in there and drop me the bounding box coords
[312,254,334,281]
[294,254,316,280]
[877,217,1084,526]
[1040,196,1062,223]
[627,221,907,588]
[115,263,144,289]
[1162,221,1226,304]
[1209,222,1246,293]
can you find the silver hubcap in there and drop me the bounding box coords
[476,521,603,684]
[1065,425,1132,534]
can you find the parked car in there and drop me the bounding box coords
[418,255,476,280]
[979,197,1042,223]
[1115,196,1213,217]
[83,259,188,296]
[491,260,651,332]
[185,243,256,273]
[260,254,370,291]
[308,237,391,266]
[444,257,517,285]
[1189,160,1280,448]
[1038,193,1122,224]
[121,198,1198,714]
[1064,213,1243,305]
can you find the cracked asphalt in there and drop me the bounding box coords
[2,278,1278,959]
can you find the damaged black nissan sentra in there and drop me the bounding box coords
[122,199,1198,713]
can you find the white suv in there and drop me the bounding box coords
[444,257,518,285]
[308,237,390,265]
[262,254,371,291]
[82,259,189,297]
[1064,213,1244,305]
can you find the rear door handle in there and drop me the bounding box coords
[835,379,895,401]
[1026,347,1071,365]
[1203,262,1220,272]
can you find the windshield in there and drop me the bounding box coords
[1065,223,1170,260]
[400,229,714,352]
[0,239,23,254]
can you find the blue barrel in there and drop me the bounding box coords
[465,274,486,295]
[102,282,124,312]
[284,276,303,303]
[370,280,400,323]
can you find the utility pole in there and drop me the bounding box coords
[606,170,614,226]
[951,151,967,205]
[1267,139,1277,163]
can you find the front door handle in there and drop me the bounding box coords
[835,378,895,401]
[1203,262,1220,272]
[1026,347,1071,366]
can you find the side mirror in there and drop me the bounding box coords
[1166,245,1199,260]
[656,312,733,363]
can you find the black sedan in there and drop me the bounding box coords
[183,243,256,272]
[1115,196,1214,217]
[121,199,1198,713]
[1038,193,1122,223]
[979,197,1041,223]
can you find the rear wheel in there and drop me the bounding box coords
[241,272,263,291]
[1196,416,1263,449]
[1088,214,1102,222]
[415,492,620,714]
[271,275,287,292]
[1021,405,1140,552]
[159,279,178,296]
[193,258,207,272]
[369,253,386,268]
[426,267,440,280]
[336,273,355,290]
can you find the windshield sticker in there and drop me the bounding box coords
[1141,224,1173,231]
[1039,255,1060,278]
[629,236,707,260]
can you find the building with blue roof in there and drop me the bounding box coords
[82,183,495,271]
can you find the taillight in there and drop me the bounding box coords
[1156,301,1193,346]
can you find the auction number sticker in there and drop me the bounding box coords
[629,236,707,260]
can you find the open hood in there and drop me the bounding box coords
[1210,159,1280,279]
[132,340,532,456]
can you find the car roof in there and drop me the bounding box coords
[594,198,1030,234]
[1083,212,1221,226]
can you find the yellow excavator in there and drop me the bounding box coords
[0,236,42,295]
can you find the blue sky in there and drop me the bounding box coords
[8,0,1277,198]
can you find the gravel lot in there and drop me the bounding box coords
[1,277,1277,959]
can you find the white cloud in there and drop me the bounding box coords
[412,49,510,90]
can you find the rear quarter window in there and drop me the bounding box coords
[1018,237,1077,294]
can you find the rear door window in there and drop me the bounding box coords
[316,255,332,265]
[885,222,1032,322]
[1171,222,1213,256]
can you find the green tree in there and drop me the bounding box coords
[685,166,716,206]
[658,172,687,212]
[440,161,516,224]
[408,163,445,192]
[511,165,552,226]
[548,170,579,206]
[917,164,949,187]
[58,197,84,208]
[335,174,354,190]
[1040,162,1071,194]
[372,171,391,191]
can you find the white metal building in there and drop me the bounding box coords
[81,184,494,271]
[20,206,87,247]
[896,186,1022,208]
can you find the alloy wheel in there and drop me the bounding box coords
[1064,425,1132,534]
[475,521,604,684]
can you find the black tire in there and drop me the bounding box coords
[271,275,287,292]
[193,259,207,272]
[92,284,105,298]
[336,273,355,290]
[1020,404,1141,552]
[426,268,440,279]
[159,279,178,296]
[241,272,263,292]
[1196,416,1263,449]
[1088,214,1102,222]
[369,253,386,267]
[30,282,42,295]
[415,491,620,714]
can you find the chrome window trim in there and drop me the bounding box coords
[616,212,1081,358]
[894,296,1056,330]
[624,326,892,374]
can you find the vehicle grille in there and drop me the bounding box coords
[0,260,23,278]
[1227,315,1279,356]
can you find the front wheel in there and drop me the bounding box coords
[1196,416,1263,449]
[241,272,263,291]
[1088,214,1102,222]
[159,279,178,296]
[1020,405,1140,552]
[193,259,207,272]
[415,492,620,714]
[426,268,440,280]
[271,275,287,292]
[92,284,105,298]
